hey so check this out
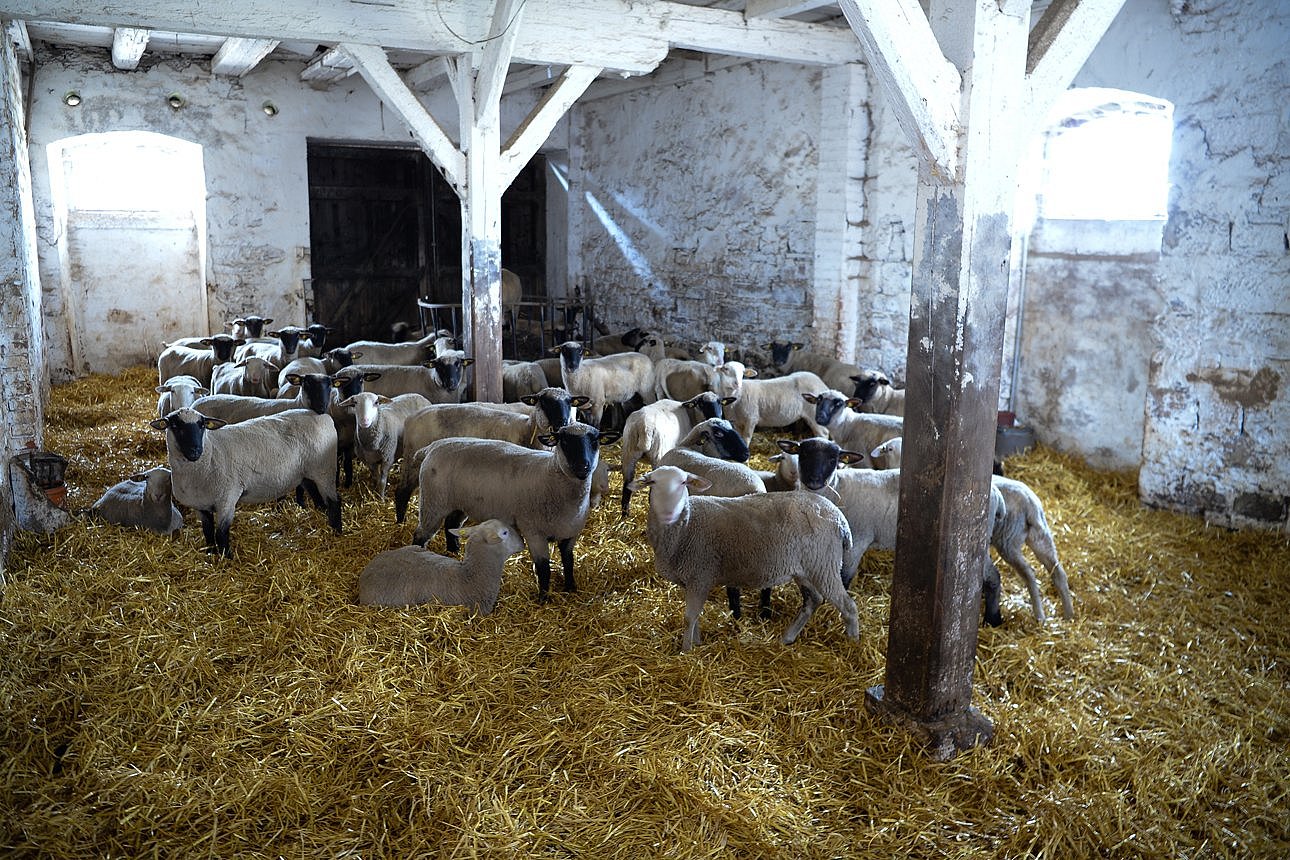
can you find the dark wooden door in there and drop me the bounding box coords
[308,143,546,343]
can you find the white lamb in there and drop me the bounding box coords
[86,467,184,536]
[989,475,1075,624]
[656,418,766,498]
[630,465,857,652]
[210,355,279,398]
[870,437,903,469]
[358,519,525,613]
[156,375,208,418]
[411,423,618,601]
[342,392,433,498]
[553,340,656,427]
[150,407,341,557]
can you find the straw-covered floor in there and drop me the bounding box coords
[2,365,1287,858]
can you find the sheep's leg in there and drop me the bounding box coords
[326,494,342,534]
[620,455,640,517]
[757,588,772,620]
[300,478,326,511]
[394,478,416,524]
[681,588,707,652]
[198,509,217,552]
[557,538,577,592]
[816,574,859,641]
[999,543,1047,624]
[726,587,743,620]
[443,510,466,553]
[375,462,390,499]
[342,448,354,487]
[214,511,234,558]
[294,484,307,508]
[1027,529,1074,619]
[781,583,822,645]
[982,558,1004,627]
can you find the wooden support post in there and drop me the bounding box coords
[859,0,1031,760]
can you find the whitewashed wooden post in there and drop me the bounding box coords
[840,0,1126,757]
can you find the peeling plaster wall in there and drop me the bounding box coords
[573,61,825,364]
[25,46,539,383]
[1027,0,1289,529]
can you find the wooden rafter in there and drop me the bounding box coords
[110,26,149,70]
[211,37,279,77]
[501,65,601,187]
[7,20,33,64]
[744,0,836,20]
[475,0,525,112]
[1026,0,1130,123]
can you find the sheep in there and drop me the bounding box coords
[359,519,526,612]
[652,357,718,402]
[710,361,759,403]
[193,371,340,424]
[341,392,433,498]
[553,340,656,428]
[210,355,279,398]
[156,375,208,418]
[629,465,857,652]
[296,323,336,359]
[698,341,725,367]
[765,340,872,393]
[716,366,829,442]
[754,452,800,493]
[157,334,243,388]
[394,387,590,522]
[619,393,734,516]
[346,353,473,404]
[389,321,414,343]
[343,329,450,366]
[502,360,549,402]
[851,370,906,417]
[591,327,650,356]
[802,389,903,466]
[86,467,184,536]
[149,407,341,557]
[987,475,1075,624]
[870,437,903,470]
[329,369,383,488]
[411,423,619,600]
[780,437,1006,615]
[231,315,273,340]
[235,326,308,370]
[276,348,359,397]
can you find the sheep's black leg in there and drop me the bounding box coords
[620,485,634,518]
[558,538,577,592]
[393,480,414,524]
[443,510,466,553]
[198,509,216,552]
[301,478,326,511]
[326,495,343,534]
[342,449,354,487]
[982,559,1003,627]
[726,587,743,620]
[294,485,306,507]
[758,587,772,621]
[534,557,552,603]
[215,516,233,559]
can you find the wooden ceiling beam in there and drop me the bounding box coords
[1026,0,1129,124]
[475,0,525,111]
[7,20,33,63]
[110,26,149,70]
[743,0,837,21]
[500,64,600,187]
[211,36,279,77]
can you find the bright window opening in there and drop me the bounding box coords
[1035,88,1174,221]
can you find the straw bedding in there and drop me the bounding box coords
[2,365,1287,858]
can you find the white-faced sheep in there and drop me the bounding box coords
[698,341,725,367]
[86,467,184,536]
[630,465,857,652]
[715,364,828,442]
[157,334,243,388]
[359,519,526,614]
[552,340,656,427]
[411,423,619,601]
[346,352,473,404]
[156,375,208,418]
[988,476,1075,624]
[619,393,734,516]
[341,392,433,498]
[851,370,906,417]
[210,355,279,398]
[869,437,903,470]
[150,407,341,557]
[802,390,903,466]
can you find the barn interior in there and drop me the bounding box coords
[1,0,1287,856]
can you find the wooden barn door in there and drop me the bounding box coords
[308,142,545,343]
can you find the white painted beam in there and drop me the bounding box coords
[649,1,865,65]
[299,47,351,85]
[744,0,836,20]
[110,26,149,70]
[475,0,526,111]
[1026,0,1129,124]
[836,0,962,179]
[404,56,453,92]
[502,64,569,95]
[500,65,601,188]
[210,36,279,77]
[7,20,32,63]
[339,43,465,191]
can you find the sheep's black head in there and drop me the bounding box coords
[428,354,473,391]
[523,387,588,432]
[538,423,620,481]
[551,341,587,372]
[304,323,333,348]
[693,418,749,463]
[765,341,803,367]
[778,438,863,491]
[233,315,273,338]
[849,372,890,404]
[150,408,226,462]
[286,373,335,415]
[201,334,243,363]
[682,392,735,421]
[802,391,857,428]
[268,326,307,355]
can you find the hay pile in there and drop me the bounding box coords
[2,365,1287,858]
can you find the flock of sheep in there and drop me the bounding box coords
[87,315,1075,652]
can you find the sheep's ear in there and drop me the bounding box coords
[231,318,246,326]
[233,357,249,368]
[776,439,801,455]
[570,395,591,408]
[536,433,557,447]
[460,358,475,367]
[839,450,865,466]
[743,368,759,379]
[685,473,713,492]
[363,372,383,382]
[376,395,393,405]
[581,347,592,357]
[264,362,280,374]
[846,397,862,409]
[199,338,214,347]
[769,453,784,463]
[330,377,348,388]
[802,393,818,404]
[267,330,281,338]
[520,394,539,406]
[720,396,737,406]
[849,374,862,384]
[447,524,474,540]
[286,373,303,384]
[262,318,274,326]
[348,350,363,360]
[196,386,209,395]
[149,418,169,430]
[547,346,562,355]
[154,385,169,394]
[338,395,356,408]
[128,472,148,482]
[597,431,622,446]
[201,417,227,430]
[791,343,804,351]
[878,376,891,386]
